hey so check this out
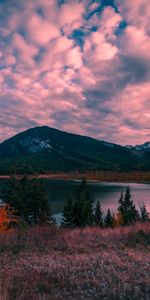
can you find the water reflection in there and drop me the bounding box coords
[45,180,150,214]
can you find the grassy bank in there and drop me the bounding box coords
[0,223,150,300]
[0,171,150,182]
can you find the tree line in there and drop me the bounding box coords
[61,179,149,228]
[0,177,149,231]
[0,176,54,227]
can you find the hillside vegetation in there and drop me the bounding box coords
[0,126,150,174]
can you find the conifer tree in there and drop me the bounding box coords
[94,200,103,227]
[119,191,124,207]
[118,187,139,225]
[2,177,50,225]
[29,179,49,224]
[104,209,113,227]
[61,198,74,228]
[73,179,94,227]
[62,179,95,228]
[140,203,149,222]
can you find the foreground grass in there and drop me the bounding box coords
[0,223,150,300]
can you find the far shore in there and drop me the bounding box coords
[0,171,150,183]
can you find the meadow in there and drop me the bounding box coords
[0,222,150,300]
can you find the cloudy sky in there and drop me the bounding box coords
[0,0,150,145]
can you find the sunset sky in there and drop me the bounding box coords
[0,0,150,145]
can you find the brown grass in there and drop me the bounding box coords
[0,223,150,300]
[1,171,150,182]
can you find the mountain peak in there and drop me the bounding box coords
[0,127,149,173]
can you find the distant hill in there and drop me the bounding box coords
[0,126,149,174]
[126,142,150,152]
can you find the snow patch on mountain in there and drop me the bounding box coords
[126,142,150,151]
[19,136,52,153]
[101,141,115,148]
[126,145,133,149]
[135,142,150,150]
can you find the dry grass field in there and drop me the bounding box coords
[0,222,150,300]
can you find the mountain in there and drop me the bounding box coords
[126,142,150,152]
[0,126,149,174]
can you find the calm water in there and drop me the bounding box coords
[0,179,150,222]
[44,180,150,215]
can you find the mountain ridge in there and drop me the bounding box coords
[0,126,149,174]
[126,142,150,152]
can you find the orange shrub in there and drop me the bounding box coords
[0,204,18,232]
[112,212,124,227]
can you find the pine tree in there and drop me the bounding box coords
[2,176,29,220]
[119,191,124,207]
[140,203,149,222]
[73,179,94,227]
[2,177,50,225]
[118,187,139,225]
[61,198,74,228]
[28,179,50,224]
[94,200,103,227]
[62,179,95,228]
[104,209,113,227]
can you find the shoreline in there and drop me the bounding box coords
[0,171,150,183]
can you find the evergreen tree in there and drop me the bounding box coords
[29,179,49,224]
[104,209,113,227]
[119,191,124,207]
[94,200,103,227]
[140,203,149,222]
[73,179,94,227]
[61,179,95,228]
[61,197,74,228]
[2,177,50,225]
[118,187,139,225]
[2,176,29,221]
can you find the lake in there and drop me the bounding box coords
[44,180,150,222]
[0,179,150,224]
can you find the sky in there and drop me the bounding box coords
[0,0,150,145]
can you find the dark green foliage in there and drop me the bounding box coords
[104,209,113,227]
[140,204,149,222]
[61,179,94,228]
[118,187,139,225]
[73,179,94,227]
[2,177,50,225]
[27,179,49,224]
[94,200,103,227]
[61,198,74,228]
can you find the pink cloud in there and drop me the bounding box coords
[97,81,150,144]
[3,55,16,66]
[99,7,122,37]
[66,46,82,69]
[25,14,60,46]
[116,0,150,33]
[60,2,84,24]
[59,1,85,34]
[84,31,118,62]
[39,36,82,72]
[11,33,38,65]
[121,26,150,60]
[0,0,150,145]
